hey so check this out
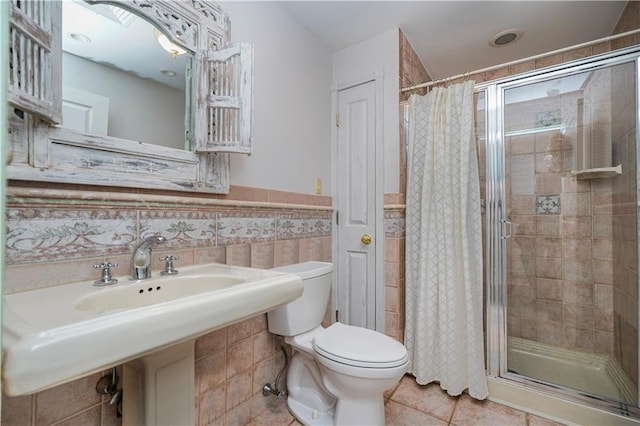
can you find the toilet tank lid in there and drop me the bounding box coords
[271,262,333,280]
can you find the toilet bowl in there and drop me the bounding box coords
[268,262,409,426]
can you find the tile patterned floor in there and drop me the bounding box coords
[247,375,566,426]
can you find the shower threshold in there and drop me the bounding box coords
[507,337,637,405]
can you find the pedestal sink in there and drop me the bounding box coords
[2,262,303,423]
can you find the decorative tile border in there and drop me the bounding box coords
[276,211,332,240]
[218,212,276,245]
[5,203,333,265]
[6,207,137,263]
[384,209,406,238]
[140,209,217,249]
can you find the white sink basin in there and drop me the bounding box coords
[75,274,246,312]
[2,262,303,396]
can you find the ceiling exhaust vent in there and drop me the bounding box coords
[489,29,523,47]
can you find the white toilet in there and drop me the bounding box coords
[268,262,409,426]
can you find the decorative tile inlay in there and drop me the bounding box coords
[536,109,561,127]
[536,195,561,215]
[276,212,332,240]
[139,210,217,248]
[6,207,137,264]
[384,210,406,238]
[218,212,276,245]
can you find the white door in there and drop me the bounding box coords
[60,86,109,135]
[336,80,377,330]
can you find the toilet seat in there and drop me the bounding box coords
[312,322,408,368]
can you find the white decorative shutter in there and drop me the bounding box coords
[195,43,253,154]
[8,0,62,124]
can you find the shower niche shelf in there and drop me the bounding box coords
[570,164,622,180]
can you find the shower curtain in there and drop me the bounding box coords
[404,80,488,399]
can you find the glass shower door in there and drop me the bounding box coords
[499,60,638,405]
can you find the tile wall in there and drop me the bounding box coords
[505,129,617,354]
[2,183,332,425]
[399,28,431,196]
[399,29,431,103]
[614,0,640,35]
[384,196,406,343]
[611,61,638,384]
[504,78,606,351]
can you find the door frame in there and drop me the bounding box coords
[331,73,385,332]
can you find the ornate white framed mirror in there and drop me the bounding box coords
[7,0,253,193]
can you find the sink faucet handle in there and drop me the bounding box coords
[159,255,179,262]
[93,261,119,287]
[159,255,179,276]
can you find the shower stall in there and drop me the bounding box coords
[476,46,640,417]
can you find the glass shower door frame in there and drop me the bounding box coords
[481,46,640,417]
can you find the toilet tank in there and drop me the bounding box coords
[267,262,333,336]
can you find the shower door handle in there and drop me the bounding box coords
[501,220,513,239]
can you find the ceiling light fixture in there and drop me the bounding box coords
[489,29,523,47]
[69,32,91,44]
[153,28,186,59]
[160,69,177,77]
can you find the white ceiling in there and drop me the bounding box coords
[278,1,628,82]
[62,1,628,92]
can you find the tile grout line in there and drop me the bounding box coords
[447,394,460,425]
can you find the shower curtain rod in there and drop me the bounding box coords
[401,28,640,93]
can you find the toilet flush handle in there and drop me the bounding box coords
[361,234,372,245]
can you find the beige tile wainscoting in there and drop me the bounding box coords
[2,184,331,426]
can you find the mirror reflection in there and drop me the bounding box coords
[61,0,190,150]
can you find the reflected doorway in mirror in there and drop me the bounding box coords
[60,85,109,136]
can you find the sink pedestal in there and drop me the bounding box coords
[123,341,195,425]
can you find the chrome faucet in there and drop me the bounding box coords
[130,235,166,280]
